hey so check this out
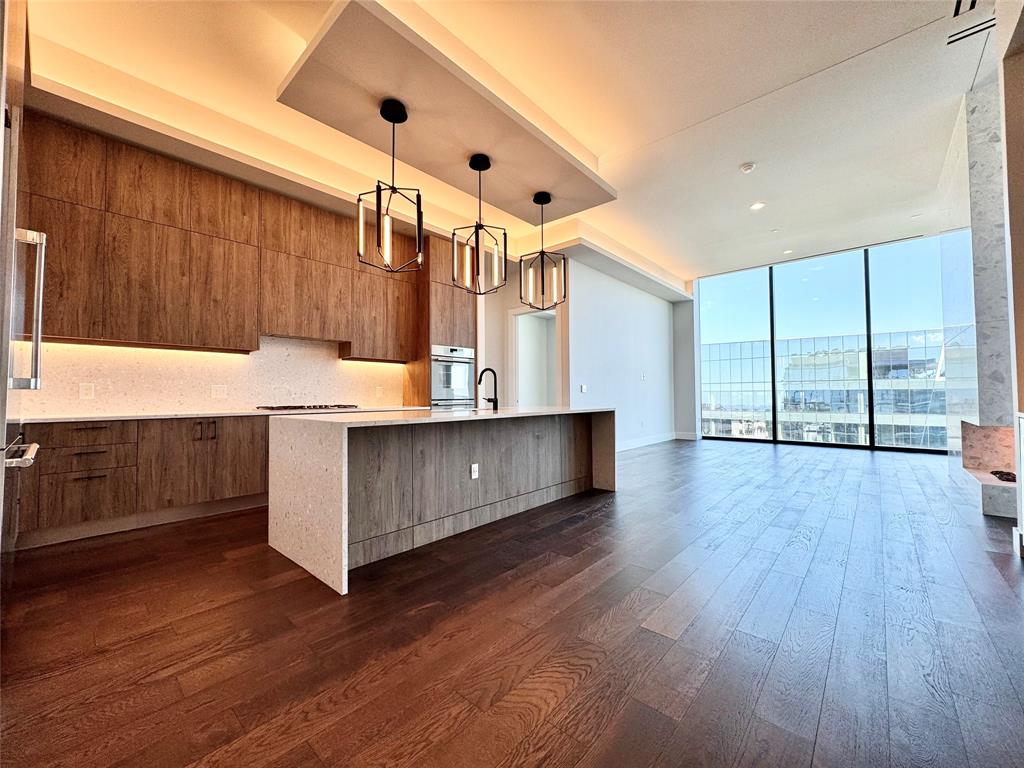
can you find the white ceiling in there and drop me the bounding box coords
[25,0,1018,284]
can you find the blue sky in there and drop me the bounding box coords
[698,232,965,345]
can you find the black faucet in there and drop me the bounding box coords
[478,368,498,412]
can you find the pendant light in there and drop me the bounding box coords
[451,154,507,295]
[519,192,567,310]
[356,98,424,272]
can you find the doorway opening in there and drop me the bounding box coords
[509,309,558,408]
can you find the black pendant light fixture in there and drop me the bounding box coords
[357,98,424,272]
[519,192,567,310]
[451,154,508,295]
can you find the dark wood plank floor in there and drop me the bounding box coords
[3,439,1024,768]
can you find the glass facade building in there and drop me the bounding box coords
[698,232,969,451]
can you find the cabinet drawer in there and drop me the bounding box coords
[37,443,137,475]
[33,466,137,531]
[25,420,138,448]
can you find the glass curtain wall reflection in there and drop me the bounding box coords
[696,230,968,451]
[772,250,869,445]
[868,238,947,449]
[698,267,772,439]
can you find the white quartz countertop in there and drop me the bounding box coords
[271,406,614,428]
[18,406,429,424]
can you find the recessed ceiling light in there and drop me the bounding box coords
[750,201,766,211]
[910,213,924,219]
[740,161,756,174]
[783,249,793,255]
[771,228,780,233]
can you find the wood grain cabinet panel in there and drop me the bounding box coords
[27,194,105,339]
[428,234,452,285]
[209,416,267,499]
[34,467,137,531]
[104,213,191,346]
[137,419,212,511]
[37,444,137,475]
[350,269,386,358]
[260,249,350,342]
[347,425,413,542]
[21,112,106,208]
[105,142,190,228]
[189,234,259,350]
[310,206,356,269]
[430,282,476,350]
[189,167,258,245]
[24,420,138,448]
[392,278,418,362]
[260,191,311,257]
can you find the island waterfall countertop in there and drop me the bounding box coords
[269,406,616,594]
[17,406,430,424]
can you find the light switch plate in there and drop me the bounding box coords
[471,463,479,480]
[211,384,228,400]
[79,382,95,400]
[580,384,588,393]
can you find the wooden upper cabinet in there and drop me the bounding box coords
[189,167,258,245]
[103,213,190,346]
[392,278,419,362]
[427,234,453,285]
[27,194,104,339]
[105,142,190,228]
[259,249,349,342]
[310,205,356,269]
[21,112,107,209]
[349,269,388,360]
[260,190,311,257]
[189,234,259,350]
[430,281,476,350]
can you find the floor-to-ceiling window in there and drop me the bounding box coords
[868,238,947,449]
[696,231,965,451]
[772,250,868,445]
[698,267,772,439]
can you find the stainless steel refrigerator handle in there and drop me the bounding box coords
[4,442,38,468]
[11,227,46,390]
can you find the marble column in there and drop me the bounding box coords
[966,77,1015,428]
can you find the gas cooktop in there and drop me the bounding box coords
[255,404,359,411]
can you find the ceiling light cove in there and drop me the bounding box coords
[750,201,767,211]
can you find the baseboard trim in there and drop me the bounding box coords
[617,432,678,452]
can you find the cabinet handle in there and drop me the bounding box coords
[193,421,204,441]
[208,420,217,440]
[73,425,109,431]
[72,448,108,456]
[71,473,108,481]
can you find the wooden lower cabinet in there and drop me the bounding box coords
[137,416,268,512]
[210,416,268,500]
[34,467,137,531]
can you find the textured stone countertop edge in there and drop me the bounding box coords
[17,406,431,424]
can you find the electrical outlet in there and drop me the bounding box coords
[470,463,479,480]
[79,382,95,400]
[641,419,646,429]
[211,384,228,400]
[580,384,588,393]
[375,386,384,399]
[641,371,647,382]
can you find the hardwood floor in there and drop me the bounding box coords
[2,439,1023,767]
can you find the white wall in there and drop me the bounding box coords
[568,261,675,450]
[13,336,405,419]
[516,313,557,407]
[673,295,700,439]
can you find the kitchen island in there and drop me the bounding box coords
[268,407,615,594]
